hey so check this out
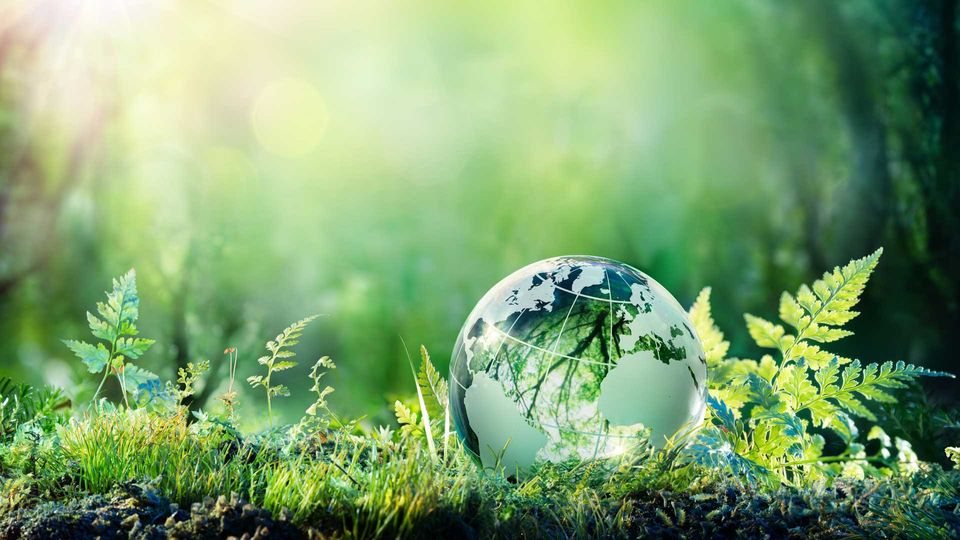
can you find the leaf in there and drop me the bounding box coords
[778,292,808,332]
[97,269,141,332]
[744,314,793,352]
[63,340,110,373]
[247,375,264,387]
[706,395,737,433]
[271,360,298,371]
[685,427,773,487]
[394,399,422,438]
[945,447,960,468]
[789,249,882,345]
[86,312,115,341]
[120,364,160,393]
[688,287,729,365]
[756,355,778,382]
[745,373,785,413]
[791,342,847,370]
[416,345,448,420]
[114,337,155,360]
[813,357,841,396]
[778,362,817,412]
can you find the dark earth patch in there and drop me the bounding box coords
[2,476,957,539]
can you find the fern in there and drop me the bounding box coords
[63,269,158,408]
[305,356,336,418]
[396,344,452,462]
[690,288,754,412]
[416,346,448,422]
[688,249,954,486]
[394,399,422,439]
[689,288,729,367]
[947,447,960,468]
[176,360,210,402]
[745,248,882,369]
[248,315,319,426]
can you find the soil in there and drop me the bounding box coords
[0,480,957,539]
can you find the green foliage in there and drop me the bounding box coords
[305,356,336,418]
[177,360,210,402]
[396,344,453,463]
[690,249,955,486]
[947,447,960,468]
[218,347,240,420]
[247,315,320,426]
[1,254,957,539]
[0,378,69,443]
[51,408,253,505]
[62,269,158,408]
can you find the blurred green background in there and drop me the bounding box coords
[1,0,957,427]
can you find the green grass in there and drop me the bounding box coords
[1,378,958,538]
[51,409,254,505]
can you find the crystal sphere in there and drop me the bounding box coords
[449,256,707,473]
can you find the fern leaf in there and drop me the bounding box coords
[120,364,159,390]
[799,359,952,430]
[114,337,155,360]
[86,312,114,341]
[744,314,793,352]
[689,287,729,365]
[271,360,298,371]
[63,340,110,373]
[778,362,817,412]
[97,269,140,333]
[791,342,848,370]
[394,400,422,438]
[788,249,882,347]
[416,345,448,420]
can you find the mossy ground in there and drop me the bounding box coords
[1,454,958,539]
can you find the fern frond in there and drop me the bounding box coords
[415,345,448,420]
[401,340,437,460]
[689,287,729,366]
[784,248,882,356]
[796,358,954,428]
[63,269,157,407]
[744,314,794,354]
[251,314,321,426]
[394,400,422,438]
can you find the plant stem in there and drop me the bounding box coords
[92,367,111,403]
[91,286,128,405]
[265,366,273,427]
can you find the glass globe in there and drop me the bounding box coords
[449,256,707,474]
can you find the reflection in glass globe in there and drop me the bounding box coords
[449,256,707,474]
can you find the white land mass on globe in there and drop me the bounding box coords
[597,350,704,446]
[463,372,547,474]
[571,265,605,293]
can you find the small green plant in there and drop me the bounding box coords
[62,269,159,407]
[0,378,69,443]
[248,315,319,426]
[176,360,209,402]
[218,347,240,419]
[305,356,336,418]
[688,249,955,485]
[395,344,451,463]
